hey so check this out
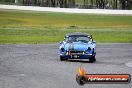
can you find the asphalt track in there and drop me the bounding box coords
[0,43,132,88]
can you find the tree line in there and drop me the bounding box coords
[0,0,132,9]
[83,0,132,9]
[22,0,75,8]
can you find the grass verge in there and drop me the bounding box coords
[0,9,132,44]
[0,29,132,44]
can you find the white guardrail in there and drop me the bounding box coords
[0,4,132,15]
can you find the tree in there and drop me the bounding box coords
[115,0,118,9]
[96,0,99,8]
[125,0,132,9]
[15,0,18,4]
[91,0,93,8]
[51,0,56,7]
[120,0,126,9]
[84,0,88,8]
[58,0,64,8]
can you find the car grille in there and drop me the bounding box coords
[68,50,84,55]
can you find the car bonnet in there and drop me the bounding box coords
[64,42,90,51]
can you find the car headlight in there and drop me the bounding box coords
[87,47,91,50]
[82,51,85,55]
[61,48,65,52]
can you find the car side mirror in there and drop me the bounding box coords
[60,41,63,44]
[90,38,93,41]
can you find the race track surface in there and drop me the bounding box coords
[0,4,132,15]
[0,43,132,88]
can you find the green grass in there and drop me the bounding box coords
[0,9,132,44]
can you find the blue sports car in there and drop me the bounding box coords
[59,32,96,63]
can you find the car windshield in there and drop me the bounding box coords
[66,35,90,43]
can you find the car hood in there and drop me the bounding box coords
[64,42,89,51]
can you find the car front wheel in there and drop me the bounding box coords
[89,55,96,63]
[60,56,67,61]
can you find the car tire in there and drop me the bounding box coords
[60,56,67,61]
[89,55,96,63]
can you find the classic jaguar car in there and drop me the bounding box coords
[59,32,96,63]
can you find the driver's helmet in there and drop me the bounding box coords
[71,36,77,42]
